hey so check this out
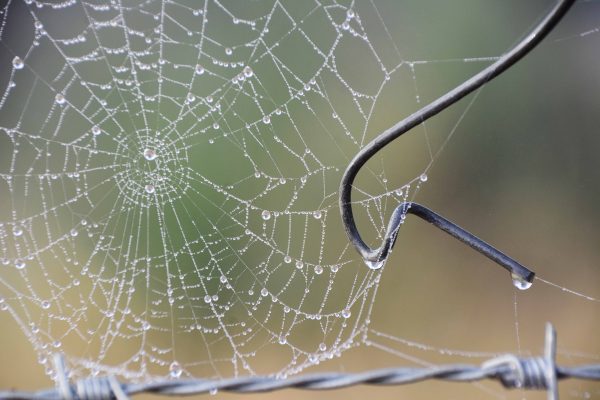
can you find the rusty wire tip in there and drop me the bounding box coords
[339,0,574,279]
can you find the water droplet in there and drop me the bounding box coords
[313,211,322,219]
[41,300,50,309]
[13,226,23,236]
[209,388,218,396]
[187,93,195,102]
[195,64,205,75]
[260,288,268,297]
[262,115,271,124]
[12,56,24,69]
[261,210,271,220]
[342,21,350,30]
[142,321,151,331]
[55,93,66,105]
[364,259,384,270]
[319,343,326,351]
[314,265,323,275]
[278,336,287,345]
[220,275,227,283]
[419,173,428,182]
[206,95,213,103]
[145,184,155,194]
[347,9,355,18]
[225,47,232,55]
[143,148,157,160]
[243,66,253,78]
[204,295,211,303]
[70,228,78,237]
[92,126,101,135]
[15,259,25,269]
[284,255,292,264]
[511,273,533,290]
[169,361,182,378]
[341,308,351,319]
[295,260,303,269]
[34,20,43,29]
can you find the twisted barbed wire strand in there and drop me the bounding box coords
[2,324,599,400]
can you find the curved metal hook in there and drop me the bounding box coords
[340,0,575,282]
[382,203,535,283]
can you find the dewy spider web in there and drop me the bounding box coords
[0,0,598,398]
[0,0,432,382]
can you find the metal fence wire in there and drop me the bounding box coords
[1,324,599,400]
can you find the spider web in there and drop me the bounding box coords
[0,1,598,398]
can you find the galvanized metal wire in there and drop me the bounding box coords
[1,324,598,400]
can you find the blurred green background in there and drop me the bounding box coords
[1,0,599,399]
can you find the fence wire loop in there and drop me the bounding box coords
[1,324,584,400]
[52,356,129,400]
[482,323,558,400]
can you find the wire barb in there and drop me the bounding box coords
[339,0,576,280]
[2,324,599,400]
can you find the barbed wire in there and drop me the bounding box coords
[1,324,599,400]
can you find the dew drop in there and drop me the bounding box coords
[55,93,66,105]
[313,210,322,219]
[142,321,151,331]
[15,259,25,269]
[169,361,182,378]
[314,265,323,275]
[261,210,271,220]
[145,184,155,194]
[12,56,24,69]
[284,255,292,264]
[225,47,232,55]
[195,64,205,75]
[260,288,268,297]
[92,126,101,135]
[143,148,157,160]
[319,343,327,351]
[243,66,253,78]
[278,336,287,345]
[262,115,271,124]
[419,173,428,182]
[365,259,384,270]
[220,275,227,283]
[341,308,351,319]
[70,228,78,237]
[13,226,23,236]
[204,295,212,303]
[41,300,51,309]
[511,273,533,290]
[347,9,355,18]
[295,260,303,269]
[187,93,195,102]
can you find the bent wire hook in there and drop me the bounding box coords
[339,0,575,284]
